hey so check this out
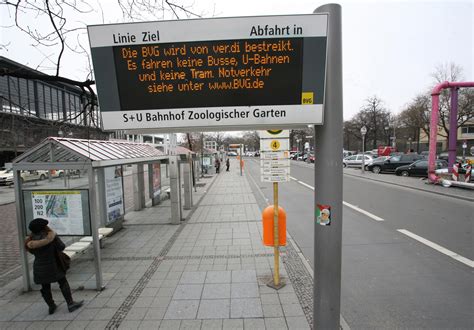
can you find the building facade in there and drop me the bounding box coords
[0,56,108,166]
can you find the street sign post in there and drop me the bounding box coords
[259,130,291,289]
[361,126,367,173]
[314,4,342,329]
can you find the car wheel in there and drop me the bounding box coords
[372,166,381,174]
[364,165,369,171]
[343,163,347,168]
[401,170,410,177]
[40,174,46,180]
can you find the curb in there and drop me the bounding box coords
[343,172,474,203]
[245,165,350,330]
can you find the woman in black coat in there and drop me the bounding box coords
[25,218,83,314]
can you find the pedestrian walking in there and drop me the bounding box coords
[215,158,220,174]
[25,218,83,315]
[226,158,230,171]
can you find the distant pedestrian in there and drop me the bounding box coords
[215,158,220,174]
[25,218,83,315]
[226,158,230,171]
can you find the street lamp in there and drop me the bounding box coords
[385,125,390,146]
[462,140,467,160]
[361,126,367,173]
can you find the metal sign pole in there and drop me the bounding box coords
[273,182,280,286]
[14,170,31,291]
[314,4,343,329]
[88,166,103,291]
[361,126,367,173]
[240,144,243,176]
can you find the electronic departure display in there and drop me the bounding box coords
[113,38,303,110]
[88,14,328,131]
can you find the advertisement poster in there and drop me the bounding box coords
[29,190,87,235]
[153,163,161,198]
[105,166,124,225]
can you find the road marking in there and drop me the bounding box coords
[290,176,298,181]
[298,181,315,190]
[342,201,384,221]
[397,229,474,268]
[290,178,385,222]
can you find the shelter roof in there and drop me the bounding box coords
[12,137,166,169]
[175,146,195,155]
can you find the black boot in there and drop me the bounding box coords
[59,278,84,312]
[40,286,57,314]
[67,300,84,312]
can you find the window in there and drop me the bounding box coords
[461,126,474,134]
[416,161,428,167]
[435,161,447,169]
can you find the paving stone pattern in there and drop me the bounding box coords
[0,162,311,329]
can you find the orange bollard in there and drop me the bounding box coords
[262,205,286,246]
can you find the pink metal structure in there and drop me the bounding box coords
[428,81,474,183]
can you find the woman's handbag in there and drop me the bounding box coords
[54,237,70,272]
[56,250,71,272]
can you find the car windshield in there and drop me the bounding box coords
[390,156,401,161]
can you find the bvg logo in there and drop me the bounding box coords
[301,92,314,105]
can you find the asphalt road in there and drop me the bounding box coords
[244,157,473,329]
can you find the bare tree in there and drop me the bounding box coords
[241,131,260,151]
[0,0,203,129]
[398,63,473,141]
[357,96,391,149]
[210,132,227,149]
[431,63,474,137]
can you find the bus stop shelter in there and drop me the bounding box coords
[12,137,169,292]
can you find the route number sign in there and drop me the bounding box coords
[271,140,281,151]
[259,130,290,182]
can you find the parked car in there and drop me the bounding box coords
[395,159,448,177]
[309,154,315,163]
[0,169,49,185]
[377,146,397,157]
[368,154,424,174]
[420,151,430,157]
[343,150,355,158]
[290,152,301,160]
[297,153,307,161]
[343,154,374,168]
[437,152,462,162]
[254,151,260,157]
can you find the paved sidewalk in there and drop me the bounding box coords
[0,161,313,329]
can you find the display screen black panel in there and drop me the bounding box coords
[112,38,304,110]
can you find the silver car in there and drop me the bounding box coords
[343,154,374,168]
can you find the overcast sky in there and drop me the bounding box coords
[1,0,472,121]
